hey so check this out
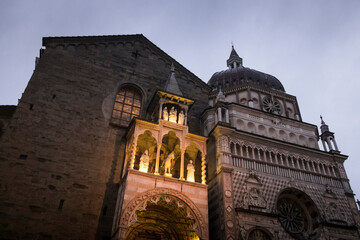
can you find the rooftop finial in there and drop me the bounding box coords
[320,115,327,126]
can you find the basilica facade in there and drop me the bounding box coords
[0,34,359,240]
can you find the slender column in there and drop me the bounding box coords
[326,137,333,150]
[158,102,163,121]
[331,166,336,177]
[269,152,273,163]
[275,154,280,175]
[311,162,317,173]
[225,109,229,123]
[240,145,243,157]
[251,147,255,159]
[324,165,329,175]
[316,162,321,173]
[180,148,185,180]
[321,140,328,151]
[155,142,162,174]
[332,139,339,151]
[279,155,283,165]
[293,100,301,120]
[201,154,206,184]
[218,108,222,122]
[246,146,249,158]
[264,151,267,162]
[285,156,289,167]
[296,158,300,169]
[130,136,138,169]
[305,160,310,171]
[328,166,332,176]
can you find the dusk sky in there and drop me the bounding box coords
[1,1,360,200]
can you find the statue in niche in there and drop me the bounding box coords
[164,152,175,176]
[169,107,177,123]
[186,160,195,182]
[162,107,169,121]
[139,150,149,173]
[178,110,184,125]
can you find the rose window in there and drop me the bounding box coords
[277,198,307,234]
[262,97,282,115]
[276,189,322,240]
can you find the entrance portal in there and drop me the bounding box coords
[126,197,199,240]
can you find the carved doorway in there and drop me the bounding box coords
[125,196,199,240]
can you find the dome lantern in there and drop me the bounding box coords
[226,45,243,69]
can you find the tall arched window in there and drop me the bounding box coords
[112,86,142,126]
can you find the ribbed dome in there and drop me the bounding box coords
[208,66,285,92]
[208,46,285,92]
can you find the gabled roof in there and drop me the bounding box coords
[42,34,211,91]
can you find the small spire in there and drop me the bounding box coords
[319,115,339,152]
[163,63,183,96]
[227,45,243,69]
[320,115,325,124]
[216,87,225,103]
[320,115,329,133]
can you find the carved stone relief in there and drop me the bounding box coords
[119,187,207,239]
[238,171,267,210]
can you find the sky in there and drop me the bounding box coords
[1,0,360,201]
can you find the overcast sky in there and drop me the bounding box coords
[1,0,360,201]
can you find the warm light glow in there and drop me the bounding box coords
[187,174,195,182]
[186,160,195,182]
[169,119,177,123]
[139,165,148,173]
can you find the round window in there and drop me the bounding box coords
[276,189,321,239]
[262,97,282,115]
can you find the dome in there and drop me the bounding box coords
[208,47,285,92]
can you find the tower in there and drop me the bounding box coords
[204,47,360,239]
[112,64,209,239]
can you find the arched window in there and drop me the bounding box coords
[112,86,142,126]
